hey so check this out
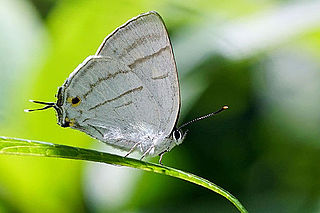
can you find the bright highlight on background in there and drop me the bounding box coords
[1,0,320,212]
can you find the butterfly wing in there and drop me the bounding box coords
[57,11,180,153]
[96,11,180,136]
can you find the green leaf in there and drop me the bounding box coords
[0,136,247,212]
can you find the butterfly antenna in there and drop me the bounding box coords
[178,105,229,130]
[24,100,55,112]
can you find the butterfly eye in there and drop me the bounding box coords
[173,129,182,141]
[67,96,81,107]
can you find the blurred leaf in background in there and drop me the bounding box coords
[1,0,320,212]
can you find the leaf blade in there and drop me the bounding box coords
[0,136,248,213]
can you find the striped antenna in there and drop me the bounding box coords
[178,105,229,130]
[24,100,55,112]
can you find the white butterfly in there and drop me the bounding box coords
[27,11,228,164]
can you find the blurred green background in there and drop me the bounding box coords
[1,0,320,212]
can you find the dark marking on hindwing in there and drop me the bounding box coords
[115,101,133,109]
[72,97,80,105]
[88,124,104,138]
[88,86,143,111]
[82,118,90,123]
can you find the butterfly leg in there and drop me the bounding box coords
[140,145,154,161]
[124,142,141,157]
[158,150,168,165]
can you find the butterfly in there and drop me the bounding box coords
[26,11,228,164]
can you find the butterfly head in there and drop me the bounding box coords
[172,128,185,145]
[55,85,84,128]
[55,86,69,127]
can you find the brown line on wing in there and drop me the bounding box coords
[88,86,143,111]
[83,69,131,99]
[118,33,162,59]
[151,72,169,80]
[87,124,104,138]
[128,45,169,69]
[115,101,133,109]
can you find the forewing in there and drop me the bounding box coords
[96,11,180,136]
